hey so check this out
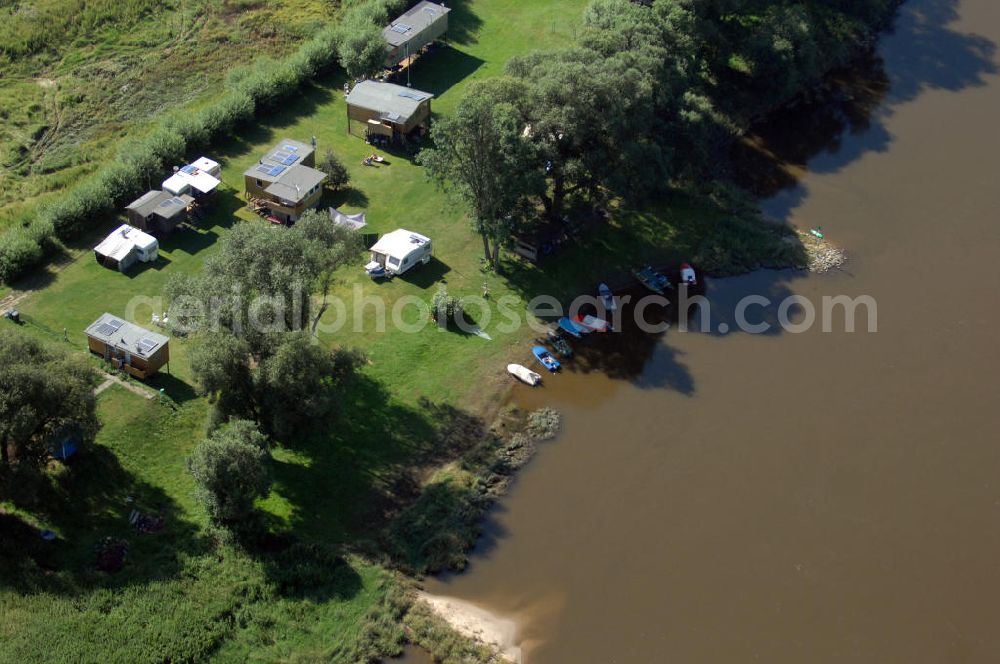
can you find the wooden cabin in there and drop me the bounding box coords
[345,81,433,142]
[243,139,326,224]
[85,313,169,379]
[383,1,451,67]
[125,190,194,235]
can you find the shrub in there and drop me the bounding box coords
[187,420,271,527]
[431,286,464,324]
[320,149,350,191]
[526,407,561,440]
[0,228,44,284]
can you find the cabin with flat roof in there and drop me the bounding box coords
[85,313,170,379]
[345,80,433,142]
[383,1,451,67]
[125,190,194,235]
[163,156,222,199]
[243,139,326,224]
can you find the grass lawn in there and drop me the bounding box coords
[1,0,801,659]
[1,1,603,660]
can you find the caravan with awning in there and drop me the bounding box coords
[364,229,432,277]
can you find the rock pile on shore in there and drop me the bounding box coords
[798,231,847,273]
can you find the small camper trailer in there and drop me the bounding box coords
[94,225,159,272]
[365,229,432,277]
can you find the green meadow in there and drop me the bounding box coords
[0,0,802,661]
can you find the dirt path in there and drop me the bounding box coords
[93,373,156,400]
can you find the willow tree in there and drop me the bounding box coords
[419,79,539,272]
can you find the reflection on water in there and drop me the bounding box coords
[417,0,1000,662]
[732,51,891,198]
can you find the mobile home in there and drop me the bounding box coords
[94,224,159,272]
[365,229,432,276]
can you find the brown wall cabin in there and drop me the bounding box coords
[345,81,433,141]
[243,139,327,223]
[125,190,194,235]
[85,313,169,380]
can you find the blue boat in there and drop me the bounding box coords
[632,266,672,294]
[532,345,561,372]
[558,316,589,338]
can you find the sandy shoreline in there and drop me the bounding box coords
[416,592,523,663]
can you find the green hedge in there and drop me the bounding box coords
[0,7,397,283]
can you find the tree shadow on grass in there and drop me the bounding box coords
[409,45,486,98]
[145,372,198,404]
[441,0,484,47]
[0,443,208,595]
[265,374,500,571]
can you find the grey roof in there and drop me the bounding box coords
[243,138,316,183]
[345,81,434,124]
[264,165,327,203]
[85,313,169,358]
[383,1,451,47]
[126,190,191,219]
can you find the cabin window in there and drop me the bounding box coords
[256,179,263,187]
[387,257,400,269]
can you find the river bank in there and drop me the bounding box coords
[416,0,1000,661]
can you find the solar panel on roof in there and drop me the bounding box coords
[256,164,273,175]
[94,323,115,337]
[180,165,197,174]
[268,165,286,177]
[158,199,174,208]
[137,338,159,354]
[391,23,411,33]
[107,318,125,332]
[270,150,299,166]
[398,90,428,101]
[282,144,299,152]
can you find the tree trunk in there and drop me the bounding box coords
[0,436,8,468]
[491,237,502,275]
[552,173,566,221]
[481,232,492,264]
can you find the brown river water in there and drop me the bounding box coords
[407,0,1000,661]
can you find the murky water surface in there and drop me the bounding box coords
[422,1,1000,661]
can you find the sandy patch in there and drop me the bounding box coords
[417,592,523,663]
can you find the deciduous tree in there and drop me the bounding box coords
[419,79,539,271]
[0,334,98,476]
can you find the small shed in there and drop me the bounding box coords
[125,190,194,234]
[345,81,434,140]
[94,224,159,272]
[85,313,170,379]
[383,1,451,67]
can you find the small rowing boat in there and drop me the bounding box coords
[558,316,589,338]
[573,314,611,332]
[633,266,672,294]
[547,331,574,358]
[507,363,542,385]
[598,282,617,311]
[532,346,561,372]
[679,262,697,286]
